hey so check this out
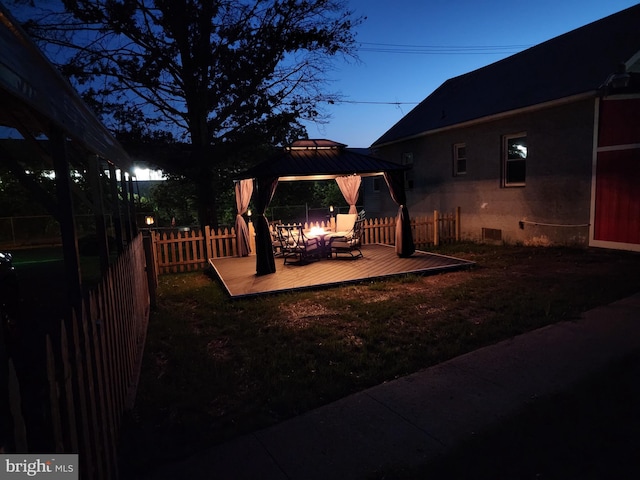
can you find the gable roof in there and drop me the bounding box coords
[373,4,640,147]
[236,139,406,181]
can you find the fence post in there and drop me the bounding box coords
[433,210,439,246]
[204,225,212,261]
[143,234,158,308]
[455,206,461,241]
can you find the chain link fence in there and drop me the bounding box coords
[265,204,360,225]
[0,215,116,248]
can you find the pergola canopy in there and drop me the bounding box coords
[235,139,415,275]
[236,139,408,181]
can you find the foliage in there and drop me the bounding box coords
[313,180,344,207]
[267,180,346,222]
[269,179,344,210]
[0,138,106,217]
[13,0,363,227]
[0,168,51,216]
[148,175,198,227]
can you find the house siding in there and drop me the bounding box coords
[367,97,596,246]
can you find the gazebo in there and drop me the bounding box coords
[234,139,416,276]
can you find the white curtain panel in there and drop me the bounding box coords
[335,175,361,214]
[234,178,253,256]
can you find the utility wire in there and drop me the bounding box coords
[358,41,531,55]
[337,100,419,105]
[335,42,533,105]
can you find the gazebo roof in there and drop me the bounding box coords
[236,139,406,181]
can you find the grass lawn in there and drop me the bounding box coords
[118,243,640,477]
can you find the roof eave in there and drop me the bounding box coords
[371,91,598,148]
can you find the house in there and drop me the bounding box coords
[367,4,640,251]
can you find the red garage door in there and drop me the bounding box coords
[593,96,640,247]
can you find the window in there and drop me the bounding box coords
[453,143,466,176]
[503,133,527,186]
[372,177,381,192]
[402,152,414,190]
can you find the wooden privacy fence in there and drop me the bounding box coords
[5,234,150,479]
[151,208,461,274]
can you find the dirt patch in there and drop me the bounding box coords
[277,301,338,329]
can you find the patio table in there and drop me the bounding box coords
[277,224,323,264]
[305,227,332,258]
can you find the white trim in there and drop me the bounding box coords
[452,142,467,176]
[626,50,640,70]
[602,92,640,101]
[502,132,527,187]
[374,92,596,147]
[588,98,600,248]
[590,238,640,252]
[596,143,640,153]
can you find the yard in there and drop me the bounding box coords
[118,243,640,477]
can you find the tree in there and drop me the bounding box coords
[15,0,362,228]
[148,174,198,226]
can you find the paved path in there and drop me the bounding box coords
[144,292,640,479]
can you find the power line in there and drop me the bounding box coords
[361,41,531,49]
[336,100,419,105]
[332,41,533,106]
[358,41,531,55]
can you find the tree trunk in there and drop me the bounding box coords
[195,169,218,231]
[191,140,218,231]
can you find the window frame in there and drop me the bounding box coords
[502,133,527,187]
[402,151,414,190]
[453,143,467,176]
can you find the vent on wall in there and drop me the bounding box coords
[482,228,502,242]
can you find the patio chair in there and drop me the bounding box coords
[270,223,284,256]
[328,218,364,259]
[277,224,321,265]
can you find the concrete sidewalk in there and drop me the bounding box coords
[145,292,640,480]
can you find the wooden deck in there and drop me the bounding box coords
[208,243,475,298]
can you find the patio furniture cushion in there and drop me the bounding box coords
[328,213,358,238]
